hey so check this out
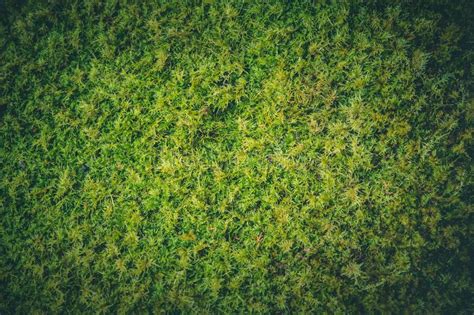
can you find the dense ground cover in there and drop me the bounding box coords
[0,0,473,313]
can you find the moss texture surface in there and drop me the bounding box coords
[1,0,473,313]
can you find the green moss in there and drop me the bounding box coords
[0,0,472,313]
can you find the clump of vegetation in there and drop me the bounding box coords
[0,0,472,313]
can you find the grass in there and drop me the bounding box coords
[0,0,473,313]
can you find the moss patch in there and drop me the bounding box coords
[0,0,473,313]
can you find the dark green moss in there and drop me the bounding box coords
[0,0,472,313]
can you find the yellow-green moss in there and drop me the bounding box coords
[0,0,472,313]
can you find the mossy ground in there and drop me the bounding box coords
[0,0,473,313]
